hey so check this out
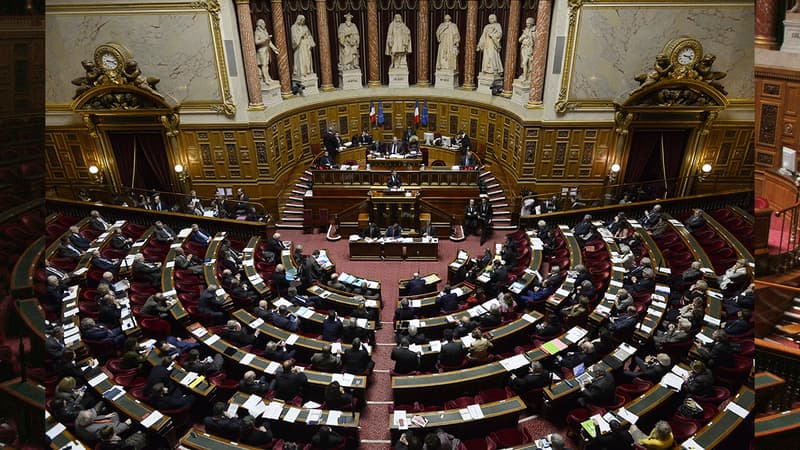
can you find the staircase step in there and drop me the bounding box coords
[491,203,509,209]
[494,210,510,216]
[486,183,500,189]
[285,203,304,208]
[284,210,303,215]
[294,183,308,189]
[281,217,303,222]
[277,223,303,229]
[300,176,310,182]
[288,196,304,202]
[494,225,517,231]
[291,190,306,195]
[488,190,503,196]
[304,170,313,176]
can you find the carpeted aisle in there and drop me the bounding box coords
[277,229,574,449]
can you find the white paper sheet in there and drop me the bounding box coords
[141,410,164,428]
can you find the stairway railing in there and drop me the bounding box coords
[774,198,800,271]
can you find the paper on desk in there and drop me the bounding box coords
[250,318,265,328]
[521,314,536,323]
[242,394,262,411]
[590,414,611,433]
[616,407,638,425]
[409,344,422,354]
[191,327,207,338]
[467,404,484,419]
[265,361,280,374]
[609,280,623,288]
[46,423,66,440]
[326,410,342,426]
[393,410,408,429]
[500,354,529,371]
[240,353,255,365]
[410,299,422,308]
[204,334,220,345]
[429,340,442,352]
[365,299,379,308]
[180,372,198,386]
[306,409,323,424]
[88,372,108,387]
[704,315,721,327]
[638,324,653,334]
[696,333,713,344]
[681,438,705,450]
[141,410,164,428]
[672,365,689,378]
[660,372,684,391]
[282,407,301,423]
[356,318,368,328]
[458,408,472,421]
[460,335,474,348]
[226,403,239,418]
[263,402,283,420]
[725,401,750,418]
[565,327,588,343]
[285,334,299,345]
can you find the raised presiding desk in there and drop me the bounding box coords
[349,236,439,261]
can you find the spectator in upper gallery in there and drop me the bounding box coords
[235,187,250,214]
[151,194,168,212]
[89,210,112,232]
[186,189,205,215]
[137,194,153,210]
[153,220,176,243]
[541,194,559,213]
[684,208,707,232]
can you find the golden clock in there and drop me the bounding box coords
[93,43,131,71]
[664,37,703,69]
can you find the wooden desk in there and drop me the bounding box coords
[702,211,754,262]
[399,272,441,296]
[756,371,785,413]
[228,391,360,429]
[15,297,45,341]
[180,427,261,450]
[756,406,800,440]
[144,349,216,399]
[628,221,667,277]
[388,396,526,441]
[689,386,754,449]
[558,225,584,269]
[46,413,89,450]
[366,156,423,169]
[663,213,716,276]
[307,284,382,313]
[242,236,272,297]
[349,238,439,261]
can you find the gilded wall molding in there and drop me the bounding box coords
[192,0,236,117]
[554,0,595,114]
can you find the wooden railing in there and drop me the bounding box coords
[756,338,800,411]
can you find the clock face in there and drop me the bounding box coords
[101,53,119,70]
[677,47,695,65]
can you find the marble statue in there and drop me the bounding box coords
[291,15,316,78]
[517,18,535,81]
[435,14,460,71]
[255,19,279,83]
[385,14,412,69]
[338,13,360,70]
[477,14,503,74]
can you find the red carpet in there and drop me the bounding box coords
[278,230,573,448]
[769,215,793,255]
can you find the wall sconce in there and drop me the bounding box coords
[88,165,104,184]
[698,163,712,182]
[174,164,189,183]
[608,163,621,184]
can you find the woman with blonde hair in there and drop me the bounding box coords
[634,420,674,450]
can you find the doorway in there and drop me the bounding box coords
[624,129,690,199]
[107,131,173,193]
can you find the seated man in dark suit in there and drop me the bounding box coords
[509,361,550,394]
[263,340,296,362]
[269,360,308,401]
[385,137,405,156]
[682,360,714,398]
[342,338,374,375]
[153,221,176,243]
[419,221,436,238]
[189,223,211,246]
[68,226,91,251]
[204,402,242,439]
[317,150,334,168]
[405,273,427,296]
[183,349,224,375]
[148,382,195,410]
[362,221,381,239]
[267,232,287,255]
[394,298,417,321]
[436,284,461,313]
[239,370,269,395]
[723,309,752,336]
[229,278,258,304]
[310,344,342,372]
[197,284,226,323]
[606,305,640,335]
[577,368,616,407]
[132,253,161,287]
[684,209,706,232]
[174,247,203,275]
[221,320,258,347]
[438,329,467,368]
[81,317,125,348]
[92,250,121,273]
[391,337,420,374]
[722,283,754,317]
[270,305,300,332]
[44,275,68,310]
[271,264,290,295]
[322,310,344,342]
[387,170,402,189]
[385,222,403,239]
[89,210,112,232]
[623,353,671,383]
[460,150,477,168]
[59,236,83,260]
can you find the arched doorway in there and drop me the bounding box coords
[107,131,174,193]
[624,129,691,199]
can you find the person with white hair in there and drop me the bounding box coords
[75,408,130,444]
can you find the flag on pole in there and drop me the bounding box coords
[377,101,384,126]
[369,100,376,124]
[421,100,428,127]
[413,100,420,126]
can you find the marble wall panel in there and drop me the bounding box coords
[46,11,221,105]
[570,4,753,102]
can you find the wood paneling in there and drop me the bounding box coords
[756,67,800,169]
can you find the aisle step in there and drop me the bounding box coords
[282,216,303,222]
[288,196,304,202]
[285,203,304,208]
[291,190,305,195]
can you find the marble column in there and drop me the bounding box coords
[528,0,552,106]
[235,0,263,106]
[315,0,334,90]
[271,0,293,98]
[755,0,779,50]
[462,0,478,89]
[501,0,521,97]
[417,0,430,86]
[367,0,381,87]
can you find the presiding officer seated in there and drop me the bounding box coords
[317,151,334,168]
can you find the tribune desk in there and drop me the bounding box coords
[0,378,44,445]
[349,236,439,261]
[755,371,785,413]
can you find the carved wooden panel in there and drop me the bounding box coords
[759,103,778,147]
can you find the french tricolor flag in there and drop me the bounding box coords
[413,100,420,125]
[369,100,376,124]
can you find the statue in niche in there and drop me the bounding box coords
[122,60,161,96]
[517,18,535,81]
[338,13,360,71]
[633,53,672,92]
[291,14,316,78]
[385,14,412,69]
[255,18,279,83]
[476,14,503,74]
[435,14,460,71]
